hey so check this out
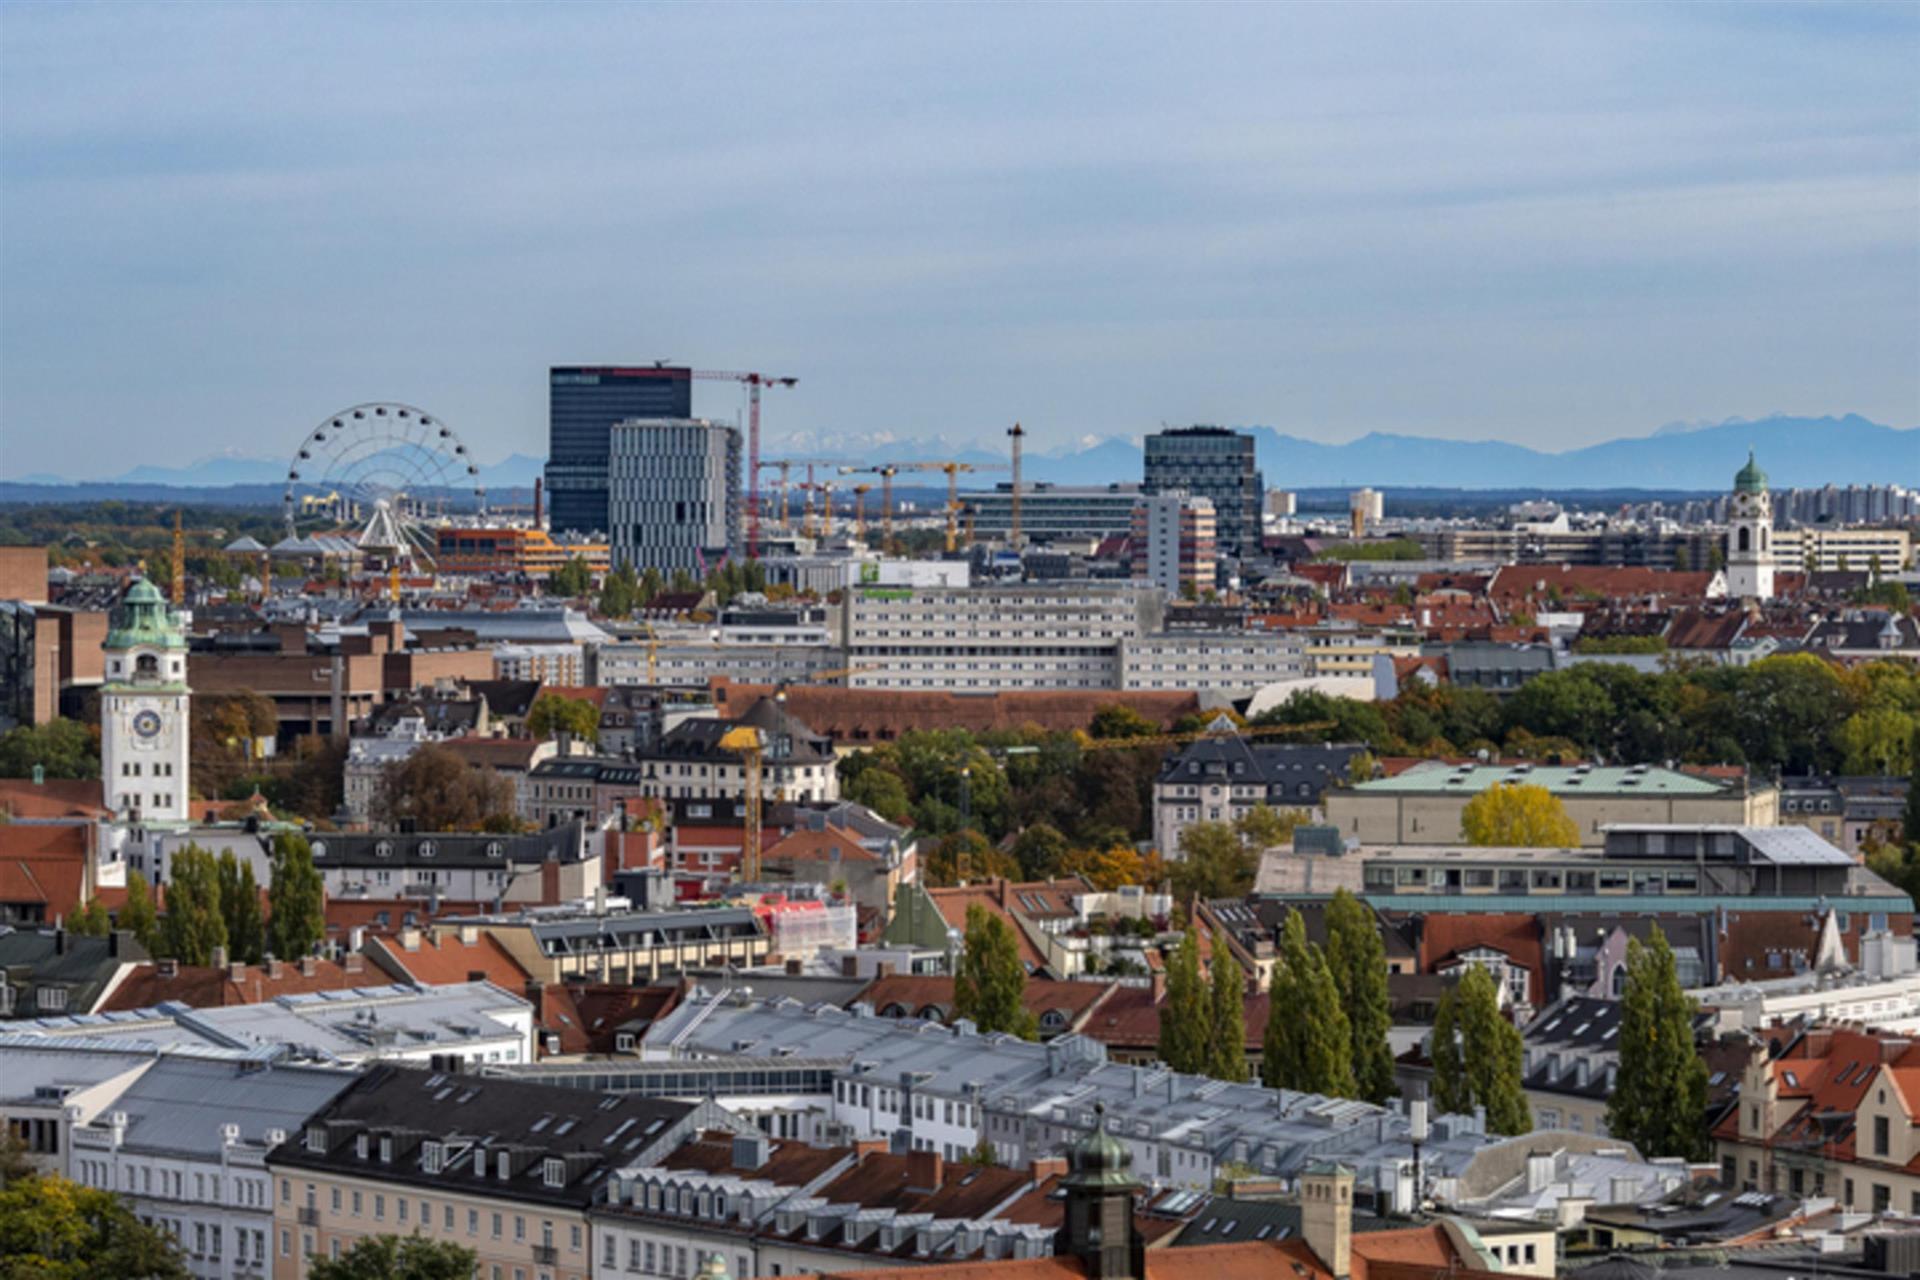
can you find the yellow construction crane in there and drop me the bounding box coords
[850,484,873,540]
[718,724,764,882]
[759,459,849,533]
[892,461,1010,552]
[641,620,660,683]
[839,465,900,550]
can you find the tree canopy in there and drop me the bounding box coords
[158,844,226,965]
[1324,888,1396,1104]
[1430,964,1530,1136]
[0,1169,188,1279]
[1262,909,1355,1098]
[1607,926,1711,1160]
[953,903,1037,1040]
[0,720,99,781]
[308,1235,478,1280]
[1156,926,1210,1074]
[1460,782,1580,847]
[527,694,601,744]
[372,743,520,832]
[266,832,326,961]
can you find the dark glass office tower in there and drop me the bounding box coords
[544,365,693,535]
[1143,426,1265,556]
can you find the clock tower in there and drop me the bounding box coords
[1726,448,1776,600]
[101,578,191,823]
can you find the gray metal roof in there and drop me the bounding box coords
[81,1054,355,1156]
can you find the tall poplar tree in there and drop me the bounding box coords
[119,871,159,952]
[217,850,265,964]
[953,904,1038,1040]
[1262,909,1355,1097]
[267,833,326,960]
[1324,888,1397,1104]
[1156,926,1209,1072]
[1207,931,1248,1082]
[1607,926,1710,1159]
[1430,964,1530,1135]
[159,844,227,966]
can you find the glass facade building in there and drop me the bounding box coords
[544,366,694,536]
[1142,426,1264,556]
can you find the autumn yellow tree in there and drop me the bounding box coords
[1460,782,1579,847]
[1060,844,1163,890]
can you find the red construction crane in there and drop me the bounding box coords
[690,370,798,559]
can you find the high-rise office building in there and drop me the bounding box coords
[544,365,693,536]
[608,419,741,573]
[1131,491,1216,598]
[1142,426,1264,555]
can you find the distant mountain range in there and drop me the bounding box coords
[5,416,1912,499]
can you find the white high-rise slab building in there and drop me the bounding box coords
[607,417,741,574]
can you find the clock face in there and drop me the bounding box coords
[133,709,163,740]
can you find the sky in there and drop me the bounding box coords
[1,1,1916,479]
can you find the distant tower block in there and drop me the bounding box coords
[1349,488,1383,539]
[1726,449,1775,600]
[1266,489,1297,519]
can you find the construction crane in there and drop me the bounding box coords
[1006,423,1026,550]
[839,465,900,550]
[757,459,849,533]
[849,483,873,540]
[892,461,1010,552]
[688,370,798,559]
[718,724,764,882]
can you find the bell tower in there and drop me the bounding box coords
[1056,1103,1144,1279]
[101,578,191,823]
[1726,449,1775,600]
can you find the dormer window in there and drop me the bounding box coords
[419,841,437,858]
[355,1134,369,1160]
[306,1127,326,1153]
[543,1158,565,1188]
[379,1136,393,1163]
[375,841,393,858]
[496,1151,511,1180]
[423,1142,443,1174]
[485,842,503,859]
[311,841,327,857]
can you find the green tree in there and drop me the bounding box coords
[1010,822,1070,880]
[0,1171,189,1279]
[266,833,326,960]
[1232,803,1304,855]
[599,562,641,617]
[307,1234,478,1280]
[637,565,665,606]
[1430,964,1530,1135]
[547,555,593,598]
[118,871,159,953]
[67,897,110,936]
[1836,707,1916,777]
[372,743,519,832]
[1905,737,1920,845]
[527,694,602,744]
[0,719,99,780]
[216,850,264,965]
[1171,821,1257,903]
[1607,925,1710,1160]
[1089,704,1158,740]
[1156,926,1209,1073]
[159,844,226,966]
[1262,909,1355,1097]
[1208,930,1248,1082]
[843,767,912,825]
[952,903,1037,1039]
[1460,782,1579,847]
[1324,888,1396,1103]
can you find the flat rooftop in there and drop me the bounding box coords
[1351,761,1736,796]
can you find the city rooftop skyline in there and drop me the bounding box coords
[1,2,1916,478]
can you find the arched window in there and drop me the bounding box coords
[135,653,159,679]
[1737,527,1751,553]
[1610,964,1627,997]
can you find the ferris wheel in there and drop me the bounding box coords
[282,403,485,566]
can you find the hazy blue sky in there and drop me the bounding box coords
[2,1,1916,478]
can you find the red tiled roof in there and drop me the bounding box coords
[1418,913,1545,1005]
[1081,983,1270,1052]
[98,956,374,1012]
[765,825,881,866]
[366,930,529,988]
[0,778,110,820]
[0,821,91,919]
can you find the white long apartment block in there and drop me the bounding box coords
[839,583,1166,691]
[641,992,1505,1202]
[595,640,846,689]
[1118,630,1306,697]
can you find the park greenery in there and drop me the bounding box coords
[952,903,1037,1039]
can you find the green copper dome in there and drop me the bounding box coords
[1064,1103,1138,1189]
[105,578,187,651]
[1733,449,1768,494]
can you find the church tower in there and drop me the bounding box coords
[1726,449,1775,600]
[101,578,191,823]
[1056,1103,1145,1279]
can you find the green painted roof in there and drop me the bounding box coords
[1352,763,1729,797]
[104,578,187,651]
[1734,449,1768,494]
[1353,892,1914,914]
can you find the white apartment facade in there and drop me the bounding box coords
[1119,631,1304,697]
[492,643,586,686]
[840,584,1164,690]
[608,419,741,575]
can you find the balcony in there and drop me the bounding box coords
[296,1206,321,1227]
[531,1244,559,1266]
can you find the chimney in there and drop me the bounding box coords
[298,955,318,977]
[53,928,66,956]
[524,978,544,1020]
[157,958,179,979]
[348,926,366,953]
[1300,1163,1354,1280]
[266,958,283,980]
[107,931,121,959]
[400,927,422,952]
[785,958,803,976]
[211,944,228,971]
[906,1149,944,1195]
[342,952,363,974]
[1029,1156,1067,1181]
[458,924,478,946]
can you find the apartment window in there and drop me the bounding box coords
[331,1187,341,1212]
[1875,1115,1890,1156]
[352,1190,362,1216]
[469,1209,479,1236]
[493,1212,503,1239]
